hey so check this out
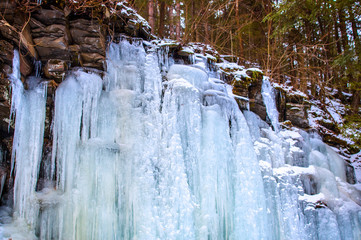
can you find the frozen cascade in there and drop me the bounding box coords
[4,50,48,238]
[1,40,361,240]
[262,77,280,132]
[244,111,361,239]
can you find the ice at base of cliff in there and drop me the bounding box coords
[1,40,361,240]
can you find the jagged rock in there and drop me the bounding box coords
[31,22,68,39]
[44,59,68,82]
[69,19,105,51]
[249,78,267,121]
[32,8,66,26]
[318,119,340,133]
[36,46,71,61]
[275,88,287,121]
[0,20,19,44]
[0,77,11,134]
[0,40,14,72]
[69,19,105,66]
[274,86,310,129]
[246,69,263,82]
[19,53,32,77]
[33,36,68,50]
[80,53,105,69]
[232,68,263,98]
[125,19,141,37]
[345,163,356,184]
[70,19,101,34]
[0,27,33,77]
[286,103,309,129]
[30,7,70,61]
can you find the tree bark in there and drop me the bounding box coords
[176,0,181,41]
[159,1,166,38]
[148,0,155,34]
[351,89,360,114]
[338,8,349,52]
[168,5,174,39]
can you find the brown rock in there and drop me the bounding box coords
[35,46,71,61]
[32,8,65,26]
[286,103,310,129]
[1,65,12,76]
[0,78,10,103]
[0,40,14,66]
[32,24,68,39]
[80,53,105,69]
[44,59,68,82]
[0,20,20,44]
[80,52,104,63]
[249,78,267,121]
[19,53,32,77]
[0,101,11,134]
[33,36,68,50]
[69,19,105,55]
[125,19,140,37]
[69,45,81,52]
[29,18,46,30]
[69,19,102,35]
[246,69,263,82]
[20,23,38,59]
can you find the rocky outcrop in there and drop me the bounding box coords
[0,1,153,131]
[0,2,155,201]
[274,87,310,129]
[229,68,311,130]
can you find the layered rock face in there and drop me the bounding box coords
[0,1,152,203]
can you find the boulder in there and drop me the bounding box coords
[31,23,68,39]
[32,8,66,26]
[44,59,68,82]
[35,46,71,61]
[80,53,105,69]
[248,73,267,121]
[33,36,68,50]
[69,19,106,66]
[286,103,310,129]
[69,19,103,36]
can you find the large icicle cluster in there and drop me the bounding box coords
[1,40,361,240]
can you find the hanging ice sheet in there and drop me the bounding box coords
[2,40,361,240]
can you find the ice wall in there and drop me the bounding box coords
[1,41,361,240]
[262,77,280,132]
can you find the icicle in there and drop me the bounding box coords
[34,60,42,78]
[261,76,280,132]
[9,49,48,231]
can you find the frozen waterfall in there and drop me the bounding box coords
[261,77,279,132]
[1,40,361,240]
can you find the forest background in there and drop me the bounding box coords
[128,0,361,147]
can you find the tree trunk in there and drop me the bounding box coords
[176,0,181,41]
[235,0,244,58]
[351,89,360,114]
[333,18,342,55]
[349,6,360,55]
[148,0,155,34]
[159,1,166,38]
[338,8,349,52]
[168,5,174,39]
